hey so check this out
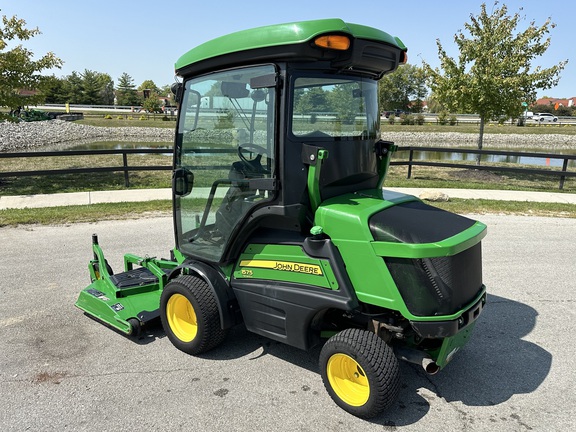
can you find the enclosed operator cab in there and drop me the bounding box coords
[172,19,408,264]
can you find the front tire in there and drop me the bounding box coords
[319,328,400,418]
[160,275,227,355]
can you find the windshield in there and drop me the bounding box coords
[290,76,379,139]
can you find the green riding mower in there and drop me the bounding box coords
[76,19,486,418]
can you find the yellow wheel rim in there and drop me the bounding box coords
[166,293,198,342]
[327,353,370,406]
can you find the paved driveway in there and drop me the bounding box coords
[1,215,574,431]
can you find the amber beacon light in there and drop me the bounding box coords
[314,34,351,50]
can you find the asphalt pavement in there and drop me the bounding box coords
[1,214,575,431]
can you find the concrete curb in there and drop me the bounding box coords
[1,187,575,210]
[385,188,576,204]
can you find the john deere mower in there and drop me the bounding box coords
[76,19,486,418]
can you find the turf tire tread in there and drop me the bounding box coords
[320,328,400,418]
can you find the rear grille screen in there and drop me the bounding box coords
[385,243,483,316]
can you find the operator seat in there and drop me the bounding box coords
[214,154,267,239]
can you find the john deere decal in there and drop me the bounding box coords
[239,260,323,276]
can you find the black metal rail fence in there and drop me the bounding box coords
[0,148,172,188]
[391,146,576,190]
[0,146,575,190]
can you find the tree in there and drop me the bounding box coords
[116,72,140,106]
[40,75,67,104]
[81,69,101,105]
[425,93,445,113]
[422,2,567,149]
[138,80,160,95]
[0,12,63,110]
[160,84,173,99]
[378,64,427,112]
[80,70,114,105]
[141,91,162,113]
[327,84,358,124]
[531,103,554,114]
[42,71,114,105]
[97,73,114,105]
[294,87,330,115]
[63,71,83,104]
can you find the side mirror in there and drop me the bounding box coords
[173,168,194,197]
[171,82,183,104]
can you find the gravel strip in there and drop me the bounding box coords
[0,120,174,152]
[381,131,576,150]
[1,120,576,152]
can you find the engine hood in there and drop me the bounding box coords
[314,189,486,258]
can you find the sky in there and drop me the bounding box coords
[2,0,575,98]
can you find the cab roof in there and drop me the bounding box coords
[175,18,407,77]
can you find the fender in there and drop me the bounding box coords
[168,261,241,330]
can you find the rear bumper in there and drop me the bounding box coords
[404,289,486,369]
[409,288,486,339]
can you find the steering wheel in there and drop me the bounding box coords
[238,143,268,164]
[237,143,270,175]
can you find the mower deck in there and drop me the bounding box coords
[75,236,178,335]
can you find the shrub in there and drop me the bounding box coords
[387,115,395,125]
[415,114,425,125]
[531,104,554,115]
[215,111,234,129]
[104,114,112,119]
[437,111,448,125]
[0,113,18,122]
[556,106,571,117]
[139,115,147,121]
[401,114,415,125]
[449,115,457,126]
[117,116,123,120]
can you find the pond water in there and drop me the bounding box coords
[33,140,174,155]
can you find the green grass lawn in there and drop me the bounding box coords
[1,197,574,228]
[385,165,575,193]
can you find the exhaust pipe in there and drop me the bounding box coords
[395,347,440,375]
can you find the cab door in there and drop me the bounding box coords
[173,65,277,263]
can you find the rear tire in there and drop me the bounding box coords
[160,275,227,355]
[319,328,400,418]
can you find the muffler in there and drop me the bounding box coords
[395,347,440,375]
